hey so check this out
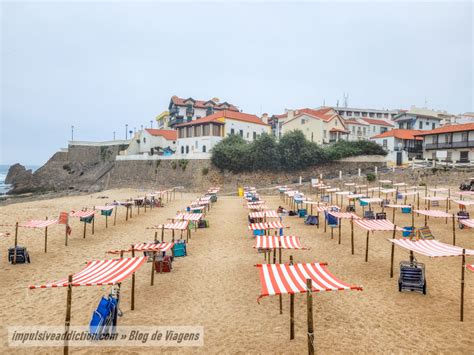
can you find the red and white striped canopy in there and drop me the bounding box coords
[379,179,392,184]
[248,204,269,211]
[429,188,448,192]
[315,205,340,212]
[29,257,147,289]
[389,239,474,257]
[423,196,448,202]
[414,210,454,218]
[380,188,397,194]
[149,221,189,230]
[115,201,133,207]
[453,200,474,206]
[94,206,114,212]
[360,198,383,204]
[19,219,59,228]
[249,211,279,219]
[399,191,419,196]
[326,188,340,192]
[460,219,474,228]
[385,204,411,209]
[247,201,266,206]
[328,211,360,220]
[256,263,362,299]
[347,194,365,199]
[354,219,403,231]
[173,213,203,221]
[254,236,305,249]
[132,242,174,252]
[393,183,407,187]
[335,191,351,195]
[248,221,286,230]
[69,210,95,218]
[454,191,474,196]
[467,265,474,272]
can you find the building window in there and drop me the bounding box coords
[195,140,198,149]
[462,132,468,141]
[246,132,249,138]
[335,120,338,126]
[347,112,352,117]
[186,146,189,154]
[382,139,387,148]
[231,128,235,135]
[143,137,146,143]
[460,151,469,162]
[432,123,435,129]
[181,146,184,154]
[381,127,388,133]
[206,107,213,116]
[301,118,305,125]
[384,113,388,118]
[203,124,210,136]
[377,113,382,118]
[373,126,375,132]
[369,113,375,118]
[323,130,327,138]
[352,126,355,133]
[419,121,423,129]
[354,112,360,117]
[202,145,206,153]
[239,130,243,137]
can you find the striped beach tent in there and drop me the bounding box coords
[69,210,96,239]
[352,219,402,262]
[249,210,279,219]
[256,262,362,352]
[29,256,147,353]
[172,213,203,222]
[468,265,474,272]
[388,239,474,321]
[460,219,474,228]
[254,235,305,250]
[248,221,286,231]
[414,209,458,244]
[149,220,190,242]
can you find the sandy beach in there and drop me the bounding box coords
[0,188,473,354]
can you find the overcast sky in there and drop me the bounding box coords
[1,1,472,166]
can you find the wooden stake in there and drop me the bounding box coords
[307,278,314,355]
[279,247,282,315]
[113,206,117,226]
[83,221,86,239]
[161,226,165,242]
[131,247,135,311]
[365,231,369,262]
[92,215,95,235]
[150,251,156,286]
[460,249,466,322]
[13,222,18,264]
[452,214,456,246]
[64,274,73,355]
[350,217,354,255]
[338,219,342,245]
[390,226,396,278]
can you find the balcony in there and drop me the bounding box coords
[425,141,474,150]
[169,117,184,127]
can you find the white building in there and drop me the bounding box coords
[334,107,400,121]
[361,118,394,136]
[176,110,270,159]
[414,123,474,162]
[345,119,370,141]
[123,129,177,156]
[370,129,423,166]
[157,95,240,129]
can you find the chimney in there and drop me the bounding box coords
[261,113,268,123]
[287,109,294,120]
[212,97,220,103]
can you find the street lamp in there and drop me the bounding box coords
[71,125,74,141]
[125,124,128,140]
[150,120,153,129]
[113,131,116,141]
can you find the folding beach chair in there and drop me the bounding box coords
[364,210,375,220]
[398,260,426,294]
[402,227,414,238]
[346,205,356,212]
[376,212,387,220]
[401,207,412,214]
[417,226,435,240]
[457,211,470,229]
[89,288,121,339]
[173,240,187,257]
[431,200,440,207]
[8,246,30,264]
[326,212,338,227]
[305,215,319,226]
[155,255,173,273]
[381,199,390,207]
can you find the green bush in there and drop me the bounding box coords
[179,159,189,171]
[171,161,177,170]
[210,130,387,173]
[366,172,376,182]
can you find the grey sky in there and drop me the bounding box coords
[1,1,472,165]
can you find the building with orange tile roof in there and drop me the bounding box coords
[370,129,423,166]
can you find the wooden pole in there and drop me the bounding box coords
[279,247,282,315]
[445,198,449,224]
[131,247,135,311]
[65,220,69,246]
[290,255,295,340]
[392,207,396,224]
[92,214,95,235]
[460,249,466,322]
[150,251,156,286]
[64,274,73,355]
[390,226,397,278]
[338,219,342,245]
[106,213,108,228]
[44,216,48,253]
[350,217,354,255]
[114,205,117,226]
[365,231,370,262]
[307,278,314,355]
[452,214,456,246]
[83,221,86,239]
[13,222,18,264]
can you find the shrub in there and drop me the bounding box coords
[366,172,376,182]
[179,159,189,171]
[171,161,177,170]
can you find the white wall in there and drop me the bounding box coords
[176,136,222,159]
[224,119,270,141]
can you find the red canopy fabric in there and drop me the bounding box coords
[149,221,189,230]
[253,236,304,249]
[414,210,454,218]
[69,210,95,218]
[256,263,362,300]
[173,213,203,221]
[248,221,286,230]
[29,257,147,289]
[19,219,59,228]
[460,219,474,228]
[389,239,474,257]
[328,211,360,220]
[467,265,474,272]
[354,219,403,231]
[249,211,279,218]
[94,206,114,211]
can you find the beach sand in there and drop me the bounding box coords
[0,188,473,354]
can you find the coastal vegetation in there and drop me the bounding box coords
[211,130,387,173]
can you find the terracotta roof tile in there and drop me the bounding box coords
[414,123,474,136]
[145,129,177,140]
[170,95,239,111]
[176,110,268,127]
[371,129,423,140]
[361,118,394,127]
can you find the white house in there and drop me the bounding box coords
[157,95,240,129]
[175,110,270,159]
[345,119,370,141]
[123,129,177,156]
[335,106,400,121]
[393,107,445,131]
[414,123,474,162]
[370,129,423,166]
[360,118,394,136]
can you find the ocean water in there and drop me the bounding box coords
[0,165,39,195]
